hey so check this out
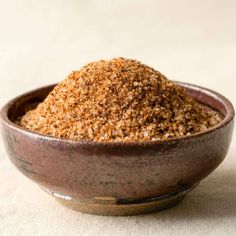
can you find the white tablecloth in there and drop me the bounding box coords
[0,1,236,235]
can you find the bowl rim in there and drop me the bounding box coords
[0,81,235,146]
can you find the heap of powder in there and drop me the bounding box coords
[17,58,221,142]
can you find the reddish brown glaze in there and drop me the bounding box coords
[0,82,235,204]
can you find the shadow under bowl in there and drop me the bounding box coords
[0,82,234,216]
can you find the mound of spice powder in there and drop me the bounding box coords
[17,58,221,142]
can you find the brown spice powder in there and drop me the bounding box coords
[17,58,221,142]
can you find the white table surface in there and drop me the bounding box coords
[0,1,236,235]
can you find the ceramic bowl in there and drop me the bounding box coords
[0,82,234,216]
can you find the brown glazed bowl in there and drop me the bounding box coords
[0,82,234,216]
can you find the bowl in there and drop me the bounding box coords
[0,82,234,216]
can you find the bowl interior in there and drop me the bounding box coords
[7,85,56,121]
[184,83,228,117]
[6,82,231,126]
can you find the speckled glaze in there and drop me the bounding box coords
[0,82,234,215]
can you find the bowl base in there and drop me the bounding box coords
[43,184,197,216]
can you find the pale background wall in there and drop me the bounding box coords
[0,1,236,235]
[0,0,236,106]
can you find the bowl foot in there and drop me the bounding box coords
[43,184,197,216]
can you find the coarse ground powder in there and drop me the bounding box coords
[17,58,221,142]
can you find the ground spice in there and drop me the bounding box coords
[17,58,221,142]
